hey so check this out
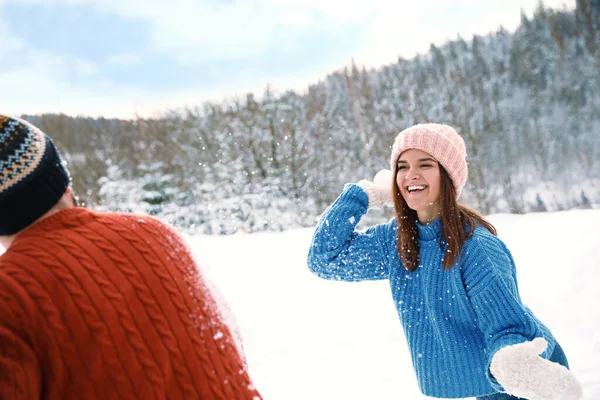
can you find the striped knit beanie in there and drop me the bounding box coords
[390,123,468,199]
[0,115,70,235]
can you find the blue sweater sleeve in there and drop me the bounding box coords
[307,184,391,282]
[461,230,552,390]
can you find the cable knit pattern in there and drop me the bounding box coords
[135,219,246,396]
[0,208,261,400]
[307,184,556,398]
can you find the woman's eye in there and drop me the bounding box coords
[397,165,407,170]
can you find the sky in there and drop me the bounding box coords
[192,208,600,399]
[0,0,576,119]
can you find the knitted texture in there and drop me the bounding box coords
[390,123,467,199]
[307,184,556,398]
[490,338,582,400]
[0,208,261,400]
[0,115,70,235]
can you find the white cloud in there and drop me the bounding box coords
[106,53,142,66]
[142,0,428,65]
[73,58,100,76]
[0,5,24,53]
[0,50,265,119]
[0,0,578,118]
[2,0,577,68]
[354,0,576,68]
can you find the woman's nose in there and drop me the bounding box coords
[405,169,420,180]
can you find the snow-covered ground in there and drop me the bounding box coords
[191,208,600,400]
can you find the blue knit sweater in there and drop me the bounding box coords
[307,184,556,399]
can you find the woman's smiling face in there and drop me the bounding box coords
[396,148,442,224]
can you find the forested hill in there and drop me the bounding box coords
[23,2,600,234]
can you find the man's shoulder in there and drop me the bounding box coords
[96,211,187,243]
[95,211,171,229]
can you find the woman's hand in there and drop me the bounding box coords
[490,338,583,400]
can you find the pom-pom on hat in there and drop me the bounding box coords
[390,123,468,199]
[0,115,70,235]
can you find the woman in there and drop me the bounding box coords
[307,123,582,399]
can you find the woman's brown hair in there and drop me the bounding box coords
[392,163,497,271]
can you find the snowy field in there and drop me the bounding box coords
[191,208,600,400]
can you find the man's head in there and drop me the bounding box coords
[0,115,71,235]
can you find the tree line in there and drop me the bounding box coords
[22,1,600,234]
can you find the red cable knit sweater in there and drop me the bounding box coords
[0,208,262,400]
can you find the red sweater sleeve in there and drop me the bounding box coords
[146,217,261,399]
[0,273,41,400]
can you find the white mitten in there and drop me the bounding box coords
[490,338,583,400]
[357,169,394,209]
[373,169,393,187]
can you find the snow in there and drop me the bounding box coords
[189,208,600,400]
[0,207,596,398]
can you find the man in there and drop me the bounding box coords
[0,115,261,399]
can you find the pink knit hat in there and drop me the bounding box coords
[390,123,468,199]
